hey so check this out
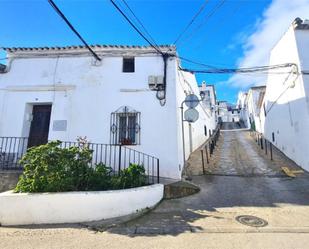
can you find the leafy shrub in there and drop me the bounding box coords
[14,141,147,193]
[112,163,146,189]
[87,163,113,191]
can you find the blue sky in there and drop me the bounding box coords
[0,0,292,103]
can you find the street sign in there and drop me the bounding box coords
[184,94,199,108]
[184,108,199,123]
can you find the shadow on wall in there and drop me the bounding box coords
[262,95,309,172]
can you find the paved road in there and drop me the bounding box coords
[1,124,309,248]
[187,123,302,176]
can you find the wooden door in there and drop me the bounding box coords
[28,105,52,148]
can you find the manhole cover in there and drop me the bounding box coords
[235,215,268,227]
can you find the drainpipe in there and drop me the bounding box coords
[156,54,169,106]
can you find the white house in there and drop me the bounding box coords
[217,101,228,122]
[259,18,309,172]
[199,81,218,136]
[236,91,250,127]
[0,45,213,180]
[217,101,239,123]
[244,86,266,132]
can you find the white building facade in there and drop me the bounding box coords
[236,91,250,127]
[246,86,266,132]
[217,101,240,123]
[259,18,309,172]
[199,82,218,136]
[0,45,213,179]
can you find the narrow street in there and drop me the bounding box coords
[1,123,309,248]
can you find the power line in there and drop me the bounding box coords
[47,0,101,61]
[110,0,164,56]
[177,0,226,48]
[120,0,158,47]
[266,72,296,115]
[178,56,218,69]
[194,1,241,50]
[173,0,209,45]
[179,63,297,74]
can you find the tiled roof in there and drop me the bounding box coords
[2,44,175,53]
[250,85,266,90]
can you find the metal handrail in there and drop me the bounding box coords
[200,124,221,174]
[249,131,273,160]
[0,137,160,184]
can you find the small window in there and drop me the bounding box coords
[272,132,275,142]
[204,125,207,136]
[123,57,135,73]
[111,106,140,145]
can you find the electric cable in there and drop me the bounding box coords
[110,0,164,56]
[177,0,226,48]
[120,0,159,47]
[47,0,101,61]
[173,0,209,45]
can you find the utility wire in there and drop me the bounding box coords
[266,72,296,115]
[177,0,226,48]
[110,0,164,56]
[178,56,218,69]
[47,0,101,61]
[179,63,297,74]
[195,2,241,50]
[173,0,209,45]
[120,0,159,47]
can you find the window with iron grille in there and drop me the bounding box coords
[110,106,140,145]
[122,57,135,73]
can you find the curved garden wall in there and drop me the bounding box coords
[0,184,164,226]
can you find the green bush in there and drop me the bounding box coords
[112,163,146,189]
[14,141,147,193]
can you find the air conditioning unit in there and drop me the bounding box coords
[148,75,164,90]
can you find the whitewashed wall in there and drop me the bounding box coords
[247,88,265,132]
[0,184,164,226]
[175,70,214,165]
[261,25,309,171]
[237,92,250,127]
[0,49,210,179]
[0,51,180,179]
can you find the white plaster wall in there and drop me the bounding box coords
[237,92,250,127]
[175,70,215,166]
[0,53,183,179]
[262,26,309,171]
[0,184,164,226]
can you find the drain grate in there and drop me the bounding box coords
[235,215,268,227]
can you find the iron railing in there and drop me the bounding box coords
[200,125,221,174]
[0,137,160,184]
[60,141,159,184]
[0,137,28,169]
[249,131,274,161]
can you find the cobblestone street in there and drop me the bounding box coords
[187,123,302,176]
[1,123,309,248]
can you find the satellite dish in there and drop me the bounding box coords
[184,94,199,108]
[184,108,199,123]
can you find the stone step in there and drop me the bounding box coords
[163,180,200,199]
